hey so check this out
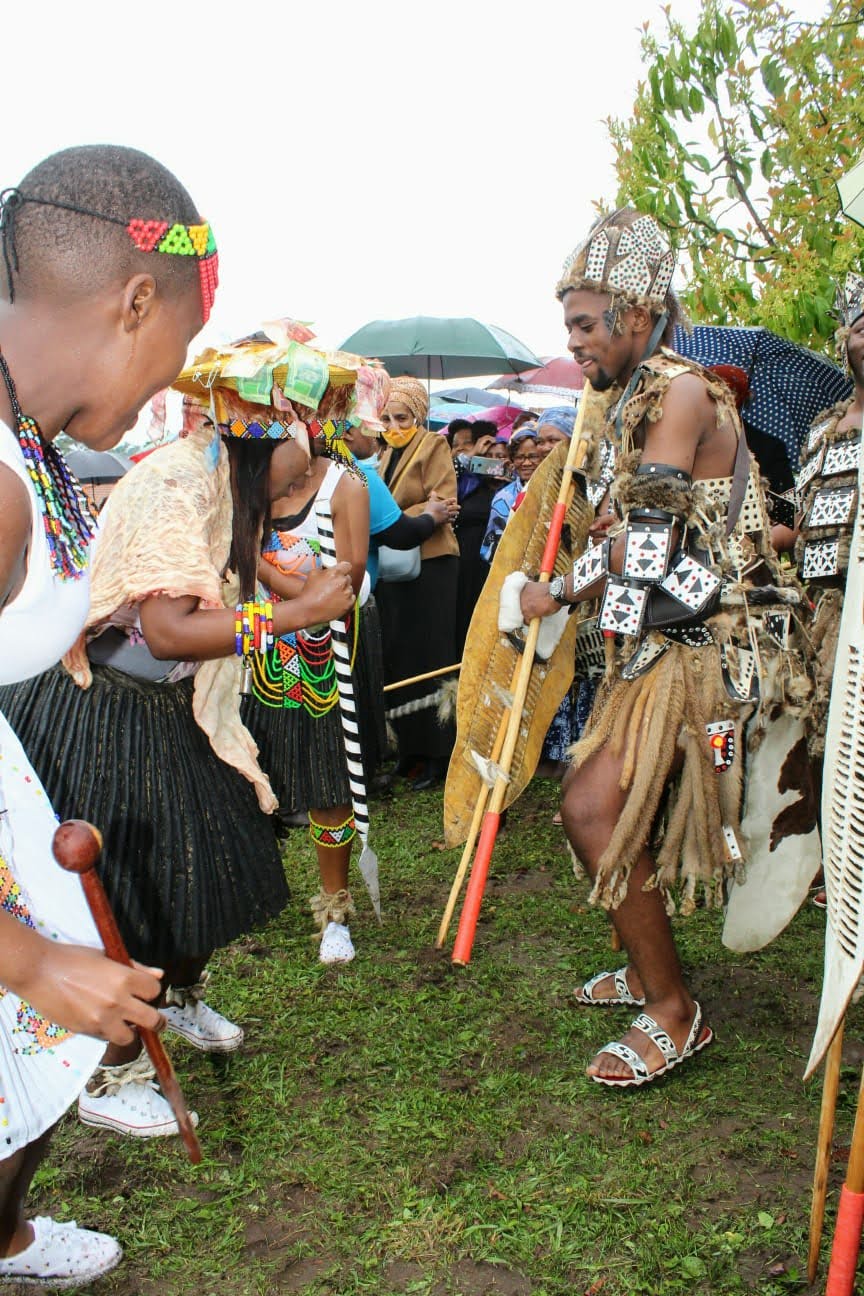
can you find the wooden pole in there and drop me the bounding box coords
[52,820,202,1165]
[809,1020,845,1283]
[451,385,594,967]
[826,1057,864,1295]
[383,663,462,694]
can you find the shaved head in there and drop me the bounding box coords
[1,144,201,305]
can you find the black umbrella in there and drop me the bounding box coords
[672,324,851,469]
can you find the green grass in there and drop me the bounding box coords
[29,778,860,1295]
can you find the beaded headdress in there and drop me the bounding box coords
[835,272,864,330]
[556,207,676,308]
[0,190,218,323]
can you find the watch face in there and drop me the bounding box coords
[550,575,566,602]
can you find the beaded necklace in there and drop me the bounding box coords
[0,349,96,580]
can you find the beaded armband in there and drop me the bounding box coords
[235,600,274,695]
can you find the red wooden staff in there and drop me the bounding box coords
[52,819,202,1164]
[451,388,593,966]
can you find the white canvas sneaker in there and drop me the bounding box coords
[162,992,244,1053]
[319,921,356,964]
[0,1216,121,1288]
[77,1055,199,1139]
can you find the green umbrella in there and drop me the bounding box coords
[339,316,540,380]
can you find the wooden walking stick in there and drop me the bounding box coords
[451,386,594,967]
[383,663,461,693]
[809,1020,846,1283]
[825,1057,864,1295]
[52,820,202,1165]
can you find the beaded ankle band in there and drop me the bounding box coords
[0,190,218,323]
[0,349,96,580]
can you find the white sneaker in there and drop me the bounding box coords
[77,1055,199,1139]
[163,989,244,1054]
[0,1216,121,1288]
[319,921,355,964]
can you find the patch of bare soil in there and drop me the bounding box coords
[431,1259,534,1295]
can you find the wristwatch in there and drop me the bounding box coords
[549,574,570,606]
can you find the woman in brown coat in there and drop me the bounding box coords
[376,376,459,789]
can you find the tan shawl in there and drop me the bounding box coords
[64,420,277,813]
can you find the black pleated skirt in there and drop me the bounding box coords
[0,666,288,965]
[376,554,459,761]
[242,689,350,814]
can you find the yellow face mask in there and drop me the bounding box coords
[381,424,418,449]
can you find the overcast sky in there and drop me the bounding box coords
[9,0,829,370]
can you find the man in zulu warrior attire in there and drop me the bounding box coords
[519,207,816,1088]
[795,272,864,760]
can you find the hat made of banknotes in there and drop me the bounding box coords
[556,207,676,308]
[172,319,381,441]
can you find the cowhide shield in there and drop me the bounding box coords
[443,439,595,848]
[723,709,822,953]
[805,487,864,1079]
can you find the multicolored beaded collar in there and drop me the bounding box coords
[0,190,218,324]
[0,349,96,580]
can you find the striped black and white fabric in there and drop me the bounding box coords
[314,498,381,918]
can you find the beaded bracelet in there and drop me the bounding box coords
[234,601,275,657]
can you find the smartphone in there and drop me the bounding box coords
[468,455,511,479]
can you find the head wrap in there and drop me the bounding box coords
[386,375,429,426]
[557,207,675,309]
[510,425,538,449]
[536,406,577,438]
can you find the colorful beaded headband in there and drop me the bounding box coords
[308,417,364,479]
[0,189,218,323]
[221,414,300,440]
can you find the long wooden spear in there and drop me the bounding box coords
[52,820,202,1165]
[451,385,594,966]
[809,1021,846,1282]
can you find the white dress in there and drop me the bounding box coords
[0,420,103,1156]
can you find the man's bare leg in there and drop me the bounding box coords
[561,750,702,1080]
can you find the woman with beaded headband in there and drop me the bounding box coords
[0,144,218,1290]
[514,206,818,1089]
[237,414,372,962]
[376,375,460,790]
[0,348,355,1141]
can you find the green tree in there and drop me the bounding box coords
[609,0,864,347]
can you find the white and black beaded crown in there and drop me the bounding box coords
[557,207,676,307]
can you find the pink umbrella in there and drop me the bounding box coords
[488,355,584,396]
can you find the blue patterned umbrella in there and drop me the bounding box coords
[672,324,851,468]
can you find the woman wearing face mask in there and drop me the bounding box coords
[376,376,459,790]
